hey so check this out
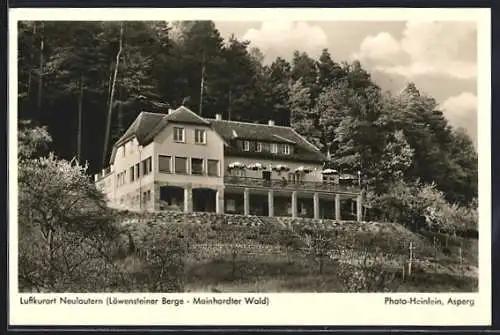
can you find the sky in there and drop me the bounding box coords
[214,20,478,146]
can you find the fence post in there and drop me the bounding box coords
[459,247,463,267]
[408,242,414,277]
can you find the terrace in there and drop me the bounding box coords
[223,175,361,195]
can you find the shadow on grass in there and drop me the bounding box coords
[185,256,478,293]
[399,270,478,292]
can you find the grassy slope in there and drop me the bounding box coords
[117,211,478,293]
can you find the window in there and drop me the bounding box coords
[175,157,187,174]
[142,157,152,176]
[117,171,126,187]
[194,129,206,144]
[173,127,185,143]
[243,140,250,151]
[143,190,151,203]
[135,163,140,179]
[271,143,278,154]
[158,155,171,173]
[256,142,262,152]
[283,144,291,155]
[207,159,219,176]
[121,145,126,157]
[130,166,135,182]
[191,158,204,175]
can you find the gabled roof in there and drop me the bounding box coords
[115,112,165,147]
[110,107,211,163]
[109,106,326,164]
[210,119,325,162]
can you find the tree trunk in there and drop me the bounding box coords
[77,74,84,163]
[102,22,124,167]
[228,89,232,121]
[118,85,124,134]
[199,51,206,116]
[37,22,44,117]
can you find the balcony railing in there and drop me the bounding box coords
[223,176,361,194]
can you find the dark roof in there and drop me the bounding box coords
[210,120,325,163]
[115,112,165,147]
[109,106,325,164]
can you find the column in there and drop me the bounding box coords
[335,194,341,222]
[216,187,224,214]
[313,192,320,219]
[291,191,298,218]
[356,194,363,222]
[184,185,193,213]
[244,188,250,216]
[268,190,274,217]
[153,182,161,211]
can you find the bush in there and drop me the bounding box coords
[126,224,187,292]
[371,180,477,235]
[18,153,125,292]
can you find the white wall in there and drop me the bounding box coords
[153,123,225,188]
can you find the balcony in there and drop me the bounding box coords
[223,176,361,194]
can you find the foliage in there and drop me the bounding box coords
[18,120,52,158]
[371,180,478,234]
[18,147,124,292]
[17,21,478,212]
[295,227,336,274]
[126,223,187,292]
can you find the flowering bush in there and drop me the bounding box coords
[371,180,477,235]
[18,153,125,292]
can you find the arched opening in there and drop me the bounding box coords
[192,188,217,213]
[159,186,184,211]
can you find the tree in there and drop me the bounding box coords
[42,22,109,163]
[316,81,352,157]
[18,124,124,292]
[205,35,259,121]
[330,85,385,182]
[316,48,345,90]
[174,21,224,115]
[288,79,323,150]
[376,130,414,190]
[291,51,319,102]
[102,22,124,167]
[261,57,293,125]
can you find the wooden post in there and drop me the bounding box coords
[408,242,414,276]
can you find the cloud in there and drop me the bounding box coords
[242,21,328,63]
[352,21,477,80]
[352,32,403,64]
[441,92,477,145]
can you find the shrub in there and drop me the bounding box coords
[371,180,477,235]
[128,224,187,292]
[18,153,125,292]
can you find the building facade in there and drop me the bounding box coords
[95,106,363,221]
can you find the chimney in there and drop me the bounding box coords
[268,120,275,126]
[168,108,174,115]
[215,113,222,120]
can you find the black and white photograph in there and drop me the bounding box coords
[9,7,491,326]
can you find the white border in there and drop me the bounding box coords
[8,8,491,326]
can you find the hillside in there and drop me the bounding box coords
[114,211,478,293]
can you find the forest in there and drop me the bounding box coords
[17,21,477,209]
[16,20,479,293]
